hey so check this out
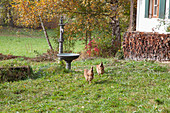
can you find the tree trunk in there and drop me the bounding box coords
[129,0,134,31]
[88,31,92,43]
[88,22,92,43]
[110,16,121,49]
[8,3,14,27]
[85,30,88,46]
[39,15,53,50]
[110,0,121,53]
[133,0,137,31]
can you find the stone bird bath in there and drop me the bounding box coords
[57,53,80,70]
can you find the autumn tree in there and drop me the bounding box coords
[0,0,14,26]
[12,0,132,55]
[60,0,111,45]
[109,0,121,52]
[60,0,123,53]
[12,0,60,50]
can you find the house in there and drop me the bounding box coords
[123,0,170,61]
[136,0,170,33]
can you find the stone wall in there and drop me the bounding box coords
[123,32,170,61]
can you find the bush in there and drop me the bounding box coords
[0,59,33,82]
[115,49,124,60]
[0,66,32,82]
[85,37,120,57]
[166,26,170,32]
[85,40,99,56]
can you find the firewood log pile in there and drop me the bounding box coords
[123,32,170,61]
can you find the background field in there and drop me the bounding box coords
[0,27,84,57]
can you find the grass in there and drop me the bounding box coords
[0,27,169,112]
[0,58,169,112]
[0,27,56,57]
[0,35,56,57]
[0,26,56,38]
[0,27,83,57]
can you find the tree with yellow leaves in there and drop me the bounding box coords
[12,0,133,55]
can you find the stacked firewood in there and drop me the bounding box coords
[123,32,170,61]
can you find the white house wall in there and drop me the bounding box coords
[136,0,170,33]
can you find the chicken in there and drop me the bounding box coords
[96,62,104,75]
[84,66,94,84]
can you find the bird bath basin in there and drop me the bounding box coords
[57,53,80,70]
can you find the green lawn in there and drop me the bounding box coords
[0,58,169,112]
[0,27,56,57]
[0,27,84,57]
[0,26,56,38]
[0,35,55,57]
[0,27,169,112]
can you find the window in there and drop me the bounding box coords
[145,0,166,19]
[153,0,159,17]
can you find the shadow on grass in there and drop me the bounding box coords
[94,80,117,85]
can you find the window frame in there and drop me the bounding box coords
[152,0,159,18]
[145,0,166,19]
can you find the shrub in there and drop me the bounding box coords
[85,40,99,56]
[166,26,170,32]
[85,37,120,57]
[115,49,124,60]
[0,59,33,82]
[0,66,32,82]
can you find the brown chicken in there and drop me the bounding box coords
[96,62,104,75]
[84,66,94,84]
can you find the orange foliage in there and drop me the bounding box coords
[12,0,133,40]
